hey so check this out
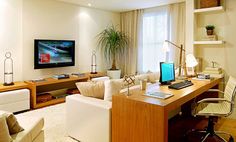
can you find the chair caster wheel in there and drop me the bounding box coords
[229,136,234,142]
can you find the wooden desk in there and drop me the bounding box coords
[112,78,221,142]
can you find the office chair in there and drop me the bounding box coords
[186,76,236,142]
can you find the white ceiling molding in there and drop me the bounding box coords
[56,0,185,12]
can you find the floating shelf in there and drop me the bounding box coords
[194,40,225,45]
[194,6,224,13]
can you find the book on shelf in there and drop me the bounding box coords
[209,73,224,78]
[192,77,212,81]
[203,70,222,74]
[52,74,70,79]
[31,78,46,82]
[205,67,222,71]
[71,73,85,77]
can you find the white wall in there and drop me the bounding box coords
[21,0,120,80]
[0,0,23,82]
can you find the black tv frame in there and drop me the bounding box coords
[34,39,75,69]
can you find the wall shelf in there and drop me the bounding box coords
[194,40,225,45]
[194,6,224,14]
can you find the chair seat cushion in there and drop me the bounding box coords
[195,102,231,116]
[11,116,44,142]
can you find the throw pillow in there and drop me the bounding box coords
[147,72,160,83]
[0,114,13,142]
[104,79,123,101]
[0,111,24,135]
[6,113,24,135]
[134,74,149,85]
[91,76,110,82]
[76,81,105,99]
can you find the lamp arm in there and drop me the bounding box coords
[165,40,185,52]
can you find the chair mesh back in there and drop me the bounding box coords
[224,77,236,107]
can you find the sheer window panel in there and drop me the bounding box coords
[141,9,168,72]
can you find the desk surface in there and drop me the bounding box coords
[116,78,221,112]
[112,78,222,142]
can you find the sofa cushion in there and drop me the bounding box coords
[76,81,105,99]
[0,114,12,142]
[134,74,149,85]
[0,111,24,135]
[6,113,24,135]
[104,79,123,101]
[91,76,110,82]
[147,72,160,83]
[11,116,44,142]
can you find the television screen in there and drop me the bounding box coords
[34,39,75,69]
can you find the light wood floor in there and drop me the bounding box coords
[216,118,236,139]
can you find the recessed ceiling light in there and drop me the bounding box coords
[88,3,92,7]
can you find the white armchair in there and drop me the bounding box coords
[66,95,111,142]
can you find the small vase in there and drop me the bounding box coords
[207,30,214,35]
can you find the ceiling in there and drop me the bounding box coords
[57,0,185,12]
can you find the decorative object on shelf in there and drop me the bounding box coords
[203,35,218,41]
[97,25,129,79]
[91,50,97,74]
[211,61,217,68]
[4,52,14,86]
[123,75,135,96]
[200,0,221,8]
[163,40,187,79]
[186,54,198,76]
[205,25,215,35]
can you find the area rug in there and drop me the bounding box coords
[16,103,78,142]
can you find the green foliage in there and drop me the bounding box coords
[97,25,129,70]
[205,25,215,30]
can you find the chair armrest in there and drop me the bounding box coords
[197,98,233,104]
[207,89,224,94]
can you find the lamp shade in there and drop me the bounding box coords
[186,54,198,67]
[162,41,170,52]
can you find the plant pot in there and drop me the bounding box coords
[107,70,121,79]
[207,30,214,35]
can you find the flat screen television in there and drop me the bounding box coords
[34,39,75,69]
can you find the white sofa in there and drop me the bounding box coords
[66,74,159,142]
[12,115,44,142]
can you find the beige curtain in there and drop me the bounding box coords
[120,10,143,76]
[168,2,186,67]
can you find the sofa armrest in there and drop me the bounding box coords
[66,95,111,142]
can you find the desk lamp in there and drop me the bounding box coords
[163,40,187,79]
[186,54,198,76]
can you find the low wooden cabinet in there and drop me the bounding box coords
[0,82,29,92]
[25,75,88,109]
[25,72,106,109]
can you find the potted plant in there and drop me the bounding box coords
[205,25,215,35]
[97,25,129,79]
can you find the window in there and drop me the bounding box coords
[139,6,169,73]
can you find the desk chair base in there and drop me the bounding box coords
[185,117,234,142]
